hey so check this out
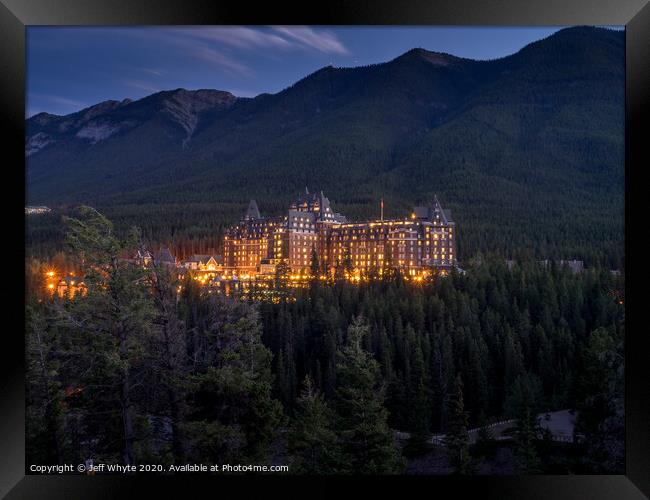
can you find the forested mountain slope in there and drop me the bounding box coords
[26,27,624,266]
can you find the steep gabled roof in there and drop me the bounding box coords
[432,195,450,224]
[184,254,223,265]
[412,196,453,224]
[244,199,261,220]
[134,249,153,259]
[155,247,176,263]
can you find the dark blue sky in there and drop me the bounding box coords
[26,26,622,117]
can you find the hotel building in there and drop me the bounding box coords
[223,189,456,278]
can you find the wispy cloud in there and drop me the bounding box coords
[271,27,349,55]
[130,26,348,54]
[27,93,88,117]
[125,29,256,77]
[116,27,349,79]
[191,46,253,76]
[121,80,162,93]
[30,93,86,109]
[166,26,349,55]
[179,27,292,50]
[142,68,164,77]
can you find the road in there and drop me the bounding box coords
[395,409,577,445]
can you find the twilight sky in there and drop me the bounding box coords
[26,26,621,117]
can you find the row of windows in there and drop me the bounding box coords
[230,230,452,243]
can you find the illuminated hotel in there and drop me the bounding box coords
[223,189,456,279]
[42,191,456,300]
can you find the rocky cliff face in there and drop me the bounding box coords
[26,89,237,155]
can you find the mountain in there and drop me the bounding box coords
[25,27,625,266]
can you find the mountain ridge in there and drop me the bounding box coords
[25,26,624,266]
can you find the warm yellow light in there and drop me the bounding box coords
[46,271,55,278]
[48,284,54,289]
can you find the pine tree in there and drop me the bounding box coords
[288,376,341,474]
[274,259,291,291]
[476,411,493,444]
[310,247,320,279]
[573,326,624,472]
[213,303,284,460]
[25,302,67,465]
[333,259,344,283]
[342,247,354,278]
[432,332,454,431]
[404,340,431,456]
[404,379,432,456]
[445,374,471,474]
[148,260,188,464]
[182,296,285,463]
[382,242,395,281]
[61,206,156,465]
[334,317,403,474]
[514,406,542,473]
[274,349,288,409]
[505,373,543,473]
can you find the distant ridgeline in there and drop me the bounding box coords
[25,27,624,268]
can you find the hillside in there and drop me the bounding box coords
[25,27,624,266]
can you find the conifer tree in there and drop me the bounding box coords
[334,317,403,474]
[333,259,344,283]
[404,379,432,456]
[184,300,283,463]
[342,247,354,277]
[573,326,624,472]
[288,376,341,474]
[514,406,542,473]
[274,259,291,291]
[505,373,543,473]
[445,374,471,474]
[275,349,288,409]
[148,259,188,464]
[25,302,67,465]
[310,247,320,279]
[61,206,156,465]
[404,339,431,455]
[216,303,284,460]
[476,411,494,445]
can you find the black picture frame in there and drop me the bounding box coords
[3,0,648,498]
